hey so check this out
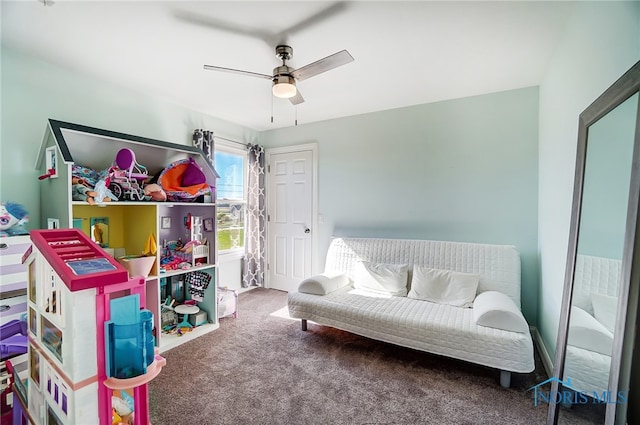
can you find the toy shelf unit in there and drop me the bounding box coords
[35,119,220,353]
[24,228,165,425]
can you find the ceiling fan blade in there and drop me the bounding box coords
[174,9,277,48]
[289,90,305,105]
[203,65,272,80]
[279,2,349,42]
[291,50,354,82]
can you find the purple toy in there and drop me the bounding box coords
[0,319,28,359]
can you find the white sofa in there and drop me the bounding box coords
[563,254,620,395]
[287,237,535,387]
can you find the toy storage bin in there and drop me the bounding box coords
[105,309,155,379]
[217,287,238,319]
[161,307,177,328]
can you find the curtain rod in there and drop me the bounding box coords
[214,135,253,148]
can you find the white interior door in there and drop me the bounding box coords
[267,146,316,292]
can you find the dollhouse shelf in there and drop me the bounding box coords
[71,201,216,207]
[157,323,219,352]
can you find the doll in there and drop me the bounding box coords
[72,177,116,204]
[143,183,167,202]
[0,201,29,236]
[72,177,101,205]
[93,179,118,204]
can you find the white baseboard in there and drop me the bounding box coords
[531,325,554,377]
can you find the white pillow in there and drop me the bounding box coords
[353,261,409,296]
[568,306,613,356]
[591,293,617,333]
[473,291,530,333]
[408,266,479,307]
[298,273,350,295]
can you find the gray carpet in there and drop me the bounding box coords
[149,288,601,425]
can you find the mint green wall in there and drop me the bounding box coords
[260,87,540,323]
[537,1,640,359]
[0,47,256,229]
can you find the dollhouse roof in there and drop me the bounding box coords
[35,119,219,183]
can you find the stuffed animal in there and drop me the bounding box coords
[0,202,29,236]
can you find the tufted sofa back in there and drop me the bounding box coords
[324,237,522,308]
[572,254,621,315]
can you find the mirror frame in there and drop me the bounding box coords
[548,60,640,424]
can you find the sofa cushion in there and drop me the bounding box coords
[408,266,479,307]
[473,291,529,333]
[298,273,350,295]
[353,261,409,296]
[568,306,613,356]
[591,293,617,333]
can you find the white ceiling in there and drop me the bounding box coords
[1,1,576,131]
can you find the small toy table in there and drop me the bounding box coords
[174,304,199,329]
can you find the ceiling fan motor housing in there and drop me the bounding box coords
[273,65,295,80]
[275,45,293,61]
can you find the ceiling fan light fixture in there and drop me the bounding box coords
[272,75,297,99]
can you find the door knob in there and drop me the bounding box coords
[304,228,310,234]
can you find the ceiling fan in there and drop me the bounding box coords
[203,44,354,105]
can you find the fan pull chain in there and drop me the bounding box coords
[295,106,298,126]
[271,94,274,124]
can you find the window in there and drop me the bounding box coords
[215,147,246,253]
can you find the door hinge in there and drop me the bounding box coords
[267,164,271,173]
[267,214,270,222]
[267,263,270,271]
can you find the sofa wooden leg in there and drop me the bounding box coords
[301,319,307,331]
[500,370,511,388]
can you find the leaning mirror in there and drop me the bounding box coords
[548,61,640,425]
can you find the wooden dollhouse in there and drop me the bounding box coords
[23,228,165,425]
[35,119,220,352]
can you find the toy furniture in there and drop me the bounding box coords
[106,148,149,201]
[36,119,219,352]
[191,244,209,266]
[288,237,534,388]
[0,320,27,360]
[24,228,165,425]
[174,304,199,329]
[162,239,210,270]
